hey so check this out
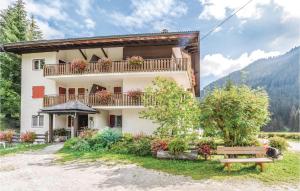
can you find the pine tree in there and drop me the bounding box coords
[0,0,43,124]
[26,15,42,40]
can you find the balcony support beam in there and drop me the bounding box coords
[78,49,87,60]
[101,48,108,58]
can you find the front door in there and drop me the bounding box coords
[78,115,88,131]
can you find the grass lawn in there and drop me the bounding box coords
[0,143,48,156]
[57,148,300,185]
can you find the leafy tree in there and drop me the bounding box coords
[0,0,42,124]
[200,82,270,146]
[140,77,201,139]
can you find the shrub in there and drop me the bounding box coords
[63,138,80,150]
[151,138,169,155]
[128,136,152,156]
[198,144,211,160]
[72,139,91,152]
[0,132,5,141]
[269,136,288,151]
[197,137,216,150]
[96,90,112,104]
[79,129,97,139]
[127,56,144,66]
[20,131,36,143]
[91,129,122,149]
[71,59,87,72]
[0,130,15,143]
[168,138,188,155]
[4,130,15,143]
[110,134,134,154]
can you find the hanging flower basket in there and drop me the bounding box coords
[98,58,112,72]
[71,59,87,72]
[95,90,112,105]
[128,89,142,103]
[127,56,144,67]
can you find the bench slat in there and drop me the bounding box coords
[220,158,273,163]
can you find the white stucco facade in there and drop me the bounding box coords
[20,47,192,136]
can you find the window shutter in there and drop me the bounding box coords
[32,86,45,98]
[109,115,115,128]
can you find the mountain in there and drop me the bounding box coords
[201,46,300,132]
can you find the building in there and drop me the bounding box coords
[1,31,200,141]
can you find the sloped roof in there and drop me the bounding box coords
[0,31,199,54]
[40,100,97,114]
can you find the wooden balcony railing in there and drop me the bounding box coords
[43,58,191,76]
[43,93,156,107]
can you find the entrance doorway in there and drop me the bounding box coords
[78,114,88,131]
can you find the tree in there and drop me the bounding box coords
[200,82,270,146]
[26,15,42,40]
[140,77,201,139]
[0,0,42,123]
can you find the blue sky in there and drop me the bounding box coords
[1,0,299,88]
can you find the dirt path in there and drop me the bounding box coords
[0,144,298,191]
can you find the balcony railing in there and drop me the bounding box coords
[43,58,191,76]
[43,93,156,107]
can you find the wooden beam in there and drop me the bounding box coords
[101,48,108,58]
[73,113,78,137]
[48,114,53,143]
[78,49,87,60]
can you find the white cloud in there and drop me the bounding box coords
[25,0,68,21]
[201,49,281,78]
[198,0,300,22]
[111,0,187,30]
[0,0,14,10]
[85,18,96,29]
[76,0,92,17]
[36,19,64,39]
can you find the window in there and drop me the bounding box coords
[32,115,44,128]
[32,86,45,98]
[32,59,45,70]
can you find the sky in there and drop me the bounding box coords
[1,0,299,88]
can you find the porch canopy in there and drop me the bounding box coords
[40,100,97,142]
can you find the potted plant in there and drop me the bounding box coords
[96,90,112,105]
[71,59,87,73]
[98,58,112,72]
[128,89,142,104]
[127,56,144,67]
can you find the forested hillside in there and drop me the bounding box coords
[202,47,300,132]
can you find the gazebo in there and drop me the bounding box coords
[39,100,97,142]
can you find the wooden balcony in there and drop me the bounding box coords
[43,93,155,108]
[43,58,191,76]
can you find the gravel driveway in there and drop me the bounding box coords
[0,144,299,191]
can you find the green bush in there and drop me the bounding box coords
[63,138,80,150]
[72,139,91,152]
[168,138,188,155]
[54,128,68,136]
[99,129,122,149]
[129,138,152,156]
[110,134,134,154]
[269,136,289,151]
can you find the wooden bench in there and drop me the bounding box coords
[217,146,273,172]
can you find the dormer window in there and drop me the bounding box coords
[32,59,45,70]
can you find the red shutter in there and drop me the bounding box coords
[32,86,45,98]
